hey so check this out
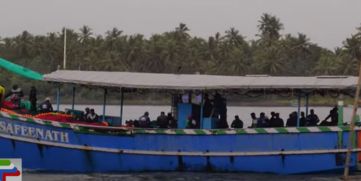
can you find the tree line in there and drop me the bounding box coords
[0,13,361,101]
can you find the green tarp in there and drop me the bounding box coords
[0,58,43,80]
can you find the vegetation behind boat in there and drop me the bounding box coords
[1,13,361,103]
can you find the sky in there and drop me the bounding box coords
[1,0,361,49]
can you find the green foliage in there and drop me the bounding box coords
[0,15,361,101]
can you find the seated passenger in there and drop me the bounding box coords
[231,115,243,128]
[125,120,134,127]
[167,112,177,128]
[306,109,320,126]
[249,112,257,128]
[157,112,168,128]
[300,112,307,126]
[269,112,276,126]
[5,85,24,99]
[39,97,53,113]
[87,109,99,122]
[320,106,338,126]
[186,116,197,129]
[82,107,90,121]
[138,112,151,128]
[272,113,284,127]
[286,112,297,127]
[257,112,269,127]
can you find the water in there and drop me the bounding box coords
[25,105,355,180]
[23,172,344,181]
[59,104,355,127]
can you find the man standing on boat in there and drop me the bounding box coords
[29,86,37,114]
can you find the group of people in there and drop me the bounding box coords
[125,111,177,128]
[0,84,54,114]
[80,107,99,123]
[229,107,338,129]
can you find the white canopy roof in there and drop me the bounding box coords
[43,70,358,90]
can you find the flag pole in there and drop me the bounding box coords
[63,27,67,70]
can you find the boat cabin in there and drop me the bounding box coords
[43,70,358,129]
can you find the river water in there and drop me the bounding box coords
[23,172,344,181]
[23,105,356,180]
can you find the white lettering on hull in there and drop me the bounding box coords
[0,119,70,143]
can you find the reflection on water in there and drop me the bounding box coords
[60,105,354,127]
[23,172,343,181]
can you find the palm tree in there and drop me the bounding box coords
[79,25,93,43]
[224,27,246,47]
[257,13,284,42]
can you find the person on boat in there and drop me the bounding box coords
[203,93,213,118]
[306,109,320,126]
[0,84,5,108]
[29,86,37,114]
[157,112,168,128]
[300,112,307,126]
[231,115,243,128]
[218,96,228,128]
[125,120,134,127]
[82,107,90,121]
[268,112,276,127]
[320,106,338,126]
[186,115,197,129]
[257,112,269,127]
[194,92,202,105]
[272,113,284,127]
[213,92,223,119]
[167,112,177,128]
[139,112,151,128]
[182,92,190,103]
[87,109,99,122]
[286,112,297,127]
[249,112,258,128]
[6,85,24,109]
[39,97,53,113]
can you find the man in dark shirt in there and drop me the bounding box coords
[231,115,243,128]
[300,112,307,126]
[157,112,168,128]
[271,113,284,127]
[286,112,297,127]
[306,109,320,126]
[257,112,269,127]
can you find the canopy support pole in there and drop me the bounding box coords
[120,88,124,125]
[71,86,75,111]
[56,85,60,112]
[296,93,301,127]
[200,92,204,129]
[102,88,107,121]
[305,93,309,116]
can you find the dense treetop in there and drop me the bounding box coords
[0,13,361,99]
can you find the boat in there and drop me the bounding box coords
[0,65,361,174]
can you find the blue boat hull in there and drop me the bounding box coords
[0,116,357,174]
